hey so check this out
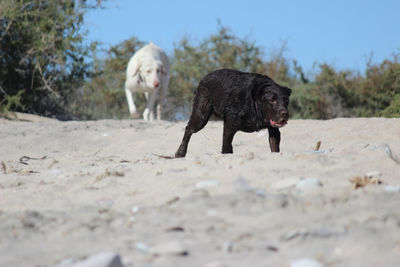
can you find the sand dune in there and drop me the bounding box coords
[1,116,400,266]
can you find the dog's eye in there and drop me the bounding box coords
[269,96,277,104]
[146,70,151,74]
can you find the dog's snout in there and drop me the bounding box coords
[280,109,288,119]
[154,81,160,87]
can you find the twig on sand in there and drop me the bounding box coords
[153,153,175,159]
[166,196,180,205]
[19,155,47,165]
[95,169,125,182]
[383,144,400,165]
[314,141,321,151]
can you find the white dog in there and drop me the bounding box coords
[124,42,170,121]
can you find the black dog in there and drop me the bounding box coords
[175,69,291,157]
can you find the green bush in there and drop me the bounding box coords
[381,94,400,117]
[0,0,105,119]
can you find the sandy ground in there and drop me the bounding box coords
[1,114,400,267]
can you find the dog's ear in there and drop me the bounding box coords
[252,76,276,101]
[251,79,263,102]
[284,86,292,96]
[133,62,142,77]
[137,72,143,82]
[252,87,261,102]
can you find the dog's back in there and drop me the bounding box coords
[197,69,266,117]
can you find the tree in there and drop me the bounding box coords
[0,0,104,119]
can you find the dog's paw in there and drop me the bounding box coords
[174,151,186,158]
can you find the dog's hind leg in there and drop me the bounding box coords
[222,122,237,154]
[175,88,213,157]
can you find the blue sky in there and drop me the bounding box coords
[84,0,400,74]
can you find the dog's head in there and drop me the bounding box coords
[255,81,292,128]
[135,59,166,89]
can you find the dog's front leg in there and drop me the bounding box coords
[222,124,237,154]
[125,88,139,118]
[143,90,158,121]
[156,83,167,120]
[267,126,281,152]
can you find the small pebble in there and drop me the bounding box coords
[384,185,400,193]
[271,178,298,191]
[296,178,323,191]
[291,258,324,267]
[56,258,76,266]
[206,209,219,216]
[202,261,228,267]
[131,206,139,214]
[196,180,220,188]
[67,252,123,267]
[149,240,188,256]
[135,242,149,253]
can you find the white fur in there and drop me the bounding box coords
[124,42,170,121]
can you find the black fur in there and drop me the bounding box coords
[175,69,291,157]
